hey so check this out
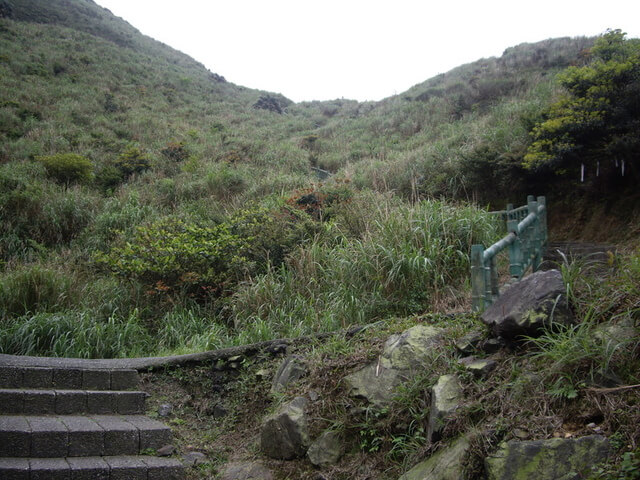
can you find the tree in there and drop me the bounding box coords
[524,30,640,186]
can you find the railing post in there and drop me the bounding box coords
[489,255,499,298]
[537,196,547,250]
[471,244,486,312]
[507,217,522,278]
[528,195,541,271]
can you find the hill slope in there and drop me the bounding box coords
[0,0,617,360]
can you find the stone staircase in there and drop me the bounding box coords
[0,364,183,479]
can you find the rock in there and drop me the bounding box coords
[157,444,176,456]
[227,355,244,369]
[271,355,308,393]
[458,356,497,378]
[253,95,287,114]
[157,403,173,417]
[481,269,573,339]
[381,325,443,370]
[182,451,207,467]
[589,368,623,388]
[455,330,485,354]
[399,435,470,480]
[220,461,274,480]
[595,318,637,346]
[344,325,443,406]
[480,337,506,353]
[486,435,610,480]
[307,430,344,467]
[428,374,463,443]
[208,404,228,418]
[308,390,320,402]
[343,361,404,406]
[260,396,310,459]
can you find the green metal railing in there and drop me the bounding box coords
[471,195,548,312]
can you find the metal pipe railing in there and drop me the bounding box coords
[471,195,548,312]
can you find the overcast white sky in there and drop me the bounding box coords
[94,0,640,102]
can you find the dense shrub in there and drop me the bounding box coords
[36,153,93,185]
[114,145,151,177]
[229,206,318,271]
[0,162,98,258]
[285,179,354,220]
[161,141,189,162]
[96,217,250,300]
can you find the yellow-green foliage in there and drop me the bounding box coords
[36,153,93,184]
[96,217,249,299]
[525,30,640,180]
[114,146,151,177]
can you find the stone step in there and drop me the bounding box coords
[0,415,172,457]
[0,455,183,479]
[0,389,147,415]
[0,366,139,391]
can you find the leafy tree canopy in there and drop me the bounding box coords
[524,30,640,183]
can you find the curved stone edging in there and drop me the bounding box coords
[0,325,370,371]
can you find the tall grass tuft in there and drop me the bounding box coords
[0,263,76,319]
[0,310,151,358]
[231,195,498,342]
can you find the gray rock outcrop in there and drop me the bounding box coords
[307,430,344,467]
[399,435,470,480]
[485,435,610,480]
[344,325,443,406]
[260,397,310,459]
[481,269,573,339]
[427,374,463,443]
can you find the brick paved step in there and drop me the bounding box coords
[0,415,172,457]
[0,367,139,390]
[0,389,147,415]
[0,455,183,479]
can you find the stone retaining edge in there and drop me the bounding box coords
[0,325,377,371]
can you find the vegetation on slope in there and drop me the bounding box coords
[0,0,638,361]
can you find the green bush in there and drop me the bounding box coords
[35,153,93,185]
[115,145,151,177]
[229,206,318,272]
[96,217,250,300]
[0,163,98,258]
[161,141,190,162]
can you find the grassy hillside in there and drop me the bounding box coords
[2,0,630,360]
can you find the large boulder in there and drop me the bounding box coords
[427,374,463,443]
[344,325,443,406]
[260,397,310,459]
[399,435,470,480]
[486,435,610,480]
[481,269,573,339]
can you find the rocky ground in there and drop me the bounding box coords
[138,264,639,480]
